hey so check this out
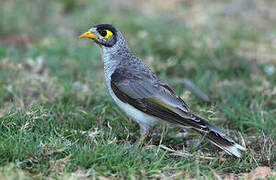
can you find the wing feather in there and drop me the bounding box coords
[110,68,207,130]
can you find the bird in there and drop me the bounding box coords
[79,24,246,158]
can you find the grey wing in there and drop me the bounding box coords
[111,67,189,111]
[110,67,209,129]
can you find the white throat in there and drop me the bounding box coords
[101,46,119,80]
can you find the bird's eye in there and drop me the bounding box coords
[98,29,107,37]
[98,29,113,39]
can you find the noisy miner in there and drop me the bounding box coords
[80,24,246,158]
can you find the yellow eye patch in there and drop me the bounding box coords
[104,30,113,39]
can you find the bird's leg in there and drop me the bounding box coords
[159,123,167,145]
[136,123,152,146]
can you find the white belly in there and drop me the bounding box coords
[105,78,159,126]
[111,90,159,126]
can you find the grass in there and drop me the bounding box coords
[0,0,275,179]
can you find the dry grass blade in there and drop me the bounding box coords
[159,145,220,161]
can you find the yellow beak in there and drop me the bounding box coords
[79,31,98,39]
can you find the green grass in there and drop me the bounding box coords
[0,0,275,179]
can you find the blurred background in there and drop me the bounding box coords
[1,0,275,79]
[0,0,275,178]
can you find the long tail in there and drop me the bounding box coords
[190,114,247,158]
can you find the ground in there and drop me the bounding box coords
[0,0,275,179]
